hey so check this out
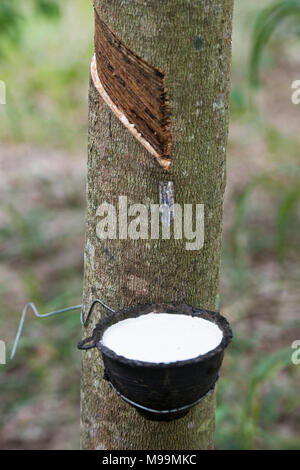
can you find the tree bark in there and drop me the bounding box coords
[81,0,234,450]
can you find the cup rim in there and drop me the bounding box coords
[90,303,233,368]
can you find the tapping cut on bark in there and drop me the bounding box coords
[93,9,172,171]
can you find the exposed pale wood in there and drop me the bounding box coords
[91,55,171,171]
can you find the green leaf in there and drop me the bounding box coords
[249,0,300,87]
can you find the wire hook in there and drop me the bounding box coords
[10,298,115,360]
[80,298,115,326]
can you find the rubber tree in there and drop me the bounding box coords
[81,0,234,450]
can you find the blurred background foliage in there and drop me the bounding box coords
[0,0,299,450]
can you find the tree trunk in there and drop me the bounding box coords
[81,0,234,450]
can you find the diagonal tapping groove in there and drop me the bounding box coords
[92,9,172,171]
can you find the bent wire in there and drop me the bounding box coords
[10,298,115,360]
